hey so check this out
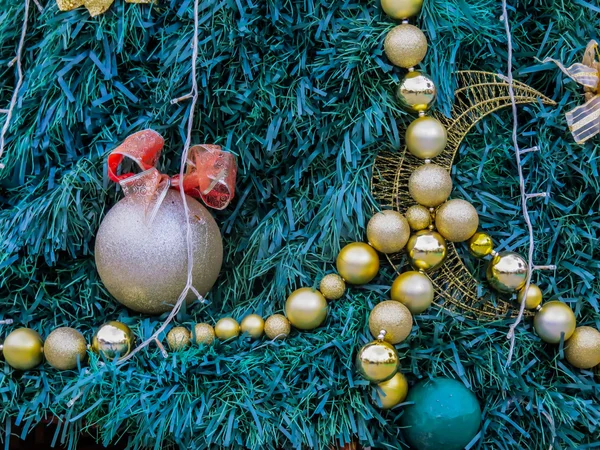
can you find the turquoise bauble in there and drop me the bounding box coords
[400,378,482,450]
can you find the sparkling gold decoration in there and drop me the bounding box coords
[435,199,479,243]
[405,205,431,231]
[264,314,291,340]
[240,314,265,339]
[381,0,423,19]
[397,71,437,113]
[468,232,494,258]
[368,301,413,344]
[336,242,380,285]
[285,287,328,330]
[406,230,447,272]
[405,116,447,160]
[214,318,240,341]
[356,340,399,383]
[391,270,434,314]
[383,24,427,69]
[2,328,43,370]
[564,326,600,369]
[167,327,191,350]
[92,321,134,360]
[319,274,346,300]
[376,372,409,409]
[44,327,87,370]
[56,0,152,17]
[408,163,452,207]
[486,251,528,294]
[194,323,215,345]
[517,284,543,310]
[367,210,410,254]
[533,301,576,344]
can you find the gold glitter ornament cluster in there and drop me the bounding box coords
[56,0,152,17]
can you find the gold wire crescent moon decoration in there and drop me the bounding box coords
[372,71,557,318]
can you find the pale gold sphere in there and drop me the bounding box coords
[319,274,346,300]
[92,321,134,360]
[405,205,431,231]
[367,210,410,254]
[381,0,423,19]
[167,327,191,350]
[565,326,600,369]
[356,340,400,383]
[2,328,44,370]
[376,372,409,409]
[44,327,87,370]
[406,230,447,272]
[486,252,528,294]
[384,24,427,68]
[408,164,452,207]
[214,318,240,341]
[369,300,413,344]
[517,284,543,310]
[264,314,291,340]
[533,301,576,344]
[468,232,494,258]
[405,116,447,160]
[285,287,328,330]
[390,271,434,314]
[336,242,380,285]
[240,314,265,339]
[397,71,437,113]
[435,199,479,243]
[194,323,215,345]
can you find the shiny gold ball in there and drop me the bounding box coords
[397,71,437,113]
[406,230,447,272]
[405,205,431,231]
[468,232,494,258]
[533,301,577,344]
[486,251,528,294]
[44,327,87,370]
[336,242,380,285]
[356,340,400,383]
[435,199,479,243]
[384,24,427,69]
[194,323,215,345]
[214,318,240,341]
[405,116,447,160]
[408,164,452,207]
[2,328,44,370]
[517,284,543,310]
[264,314,291,340]
[369,301,413,344]
[381,0,423,19]
[167,327,191,351]
[564,326,600,369]
[390,271,434,314]
[376,372,409,409]
[319,274,346,300]
[285,287,328,330]
[92,321,134,360]
[240,314,265,339]
[367,210,410,254]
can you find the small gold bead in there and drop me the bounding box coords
[194,323,215,345]
[384,24,427,69]
[319,274,346,300]
[240,314,265,339]
[214,318,240,341]
[167,327,191,351]
[264,314,291,340]
[381,0,424,19]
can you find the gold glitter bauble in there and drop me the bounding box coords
[336,242,380,285]
[369,301,413,344]
[486,251,528,294]
[384,24,428,69]
[468,232,494,258]
[435,199,479,243]
[2,328,43,370]
[408,164,452,207]
[367,210,410,254]
[56,0,152,17]
[356,340,400,383]
[92,321,134,360]
[405,116,447,160]
[285,287,328,330]
[215,318,240,341]
[194,323,215,345]
[533,301,576,344]
[240,314,265,339]
[44,327,87,370]
[517,284,543,310]
[405,205,431,231]
[264,314,291,340]
[397,71,437,113]
[319,274,346,300]
[381,0,423,19]
[390,271,434,314]
[565,326,600,369]
[167,327,191,351]
[95,190,223,315]
[376,372,409,409]
[406,230,447,272]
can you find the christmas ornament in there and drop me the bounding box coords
[517,283,543,310]
[467,232,494,258]
[1,328,43,370]
[408,164,452,207]
[366,210,410,254]
[56,0,152,17]
[533,301,576,344]
[214,318,240,341]
[405,116,447,159]
[44,327,87,370]
[319,274,346,300]
[397,71,437,113]
[384,24,427,69]
[368,301,413,344]
[194,323,215,345]
[355,340,399,383]
[167,327,191,350]
[390,271,434,314]
[336,242,380,285]
[240,314,264,339]
[486,251,528,294]
[381,0,423,19]
[434,199,479,243]
[92,321,135,360]
[564,326,600,369]
[406,230,447,272]
[376,372,408,409]
[285,288,328,330]
[405,205,431,231]
[264,314,291,340]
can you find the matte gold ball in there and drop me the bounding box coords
[565,326,600,369]
[405,116,447,160]
[376,372,409,409]
[397,71,437,113]
[367,210,410,254]
[336,242,380,285]
[381,0,423,19]
[406,230,447,272]
[486,252,528,294]
[408,164,452,207]
[468,232,494,258]
[405,205,431,231]
[285,287,328,330]
[356,340,400,383]
[44,327,87,370]
[384,24,427,68]
[240,314,265,339]
[435,199,479,243]
[92,321,134,360]
[391,271,434,314]
[194,323,215,345]
[2,328,44,370]
[319,274,346,300]
[167,327,191,350]
[533,301,576,344]
[517,284,543,310]
[214,318,240,341]
[369,300,413,344]
[264,314,291,340]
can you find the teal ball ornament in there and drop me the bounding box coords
[400,378,482,450]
